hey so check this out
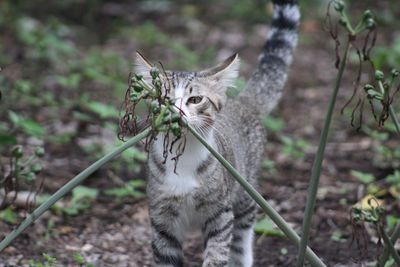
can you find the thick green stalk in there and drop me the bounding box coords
[296,40,351,267]
[0,128,151,252]
[187,124,326,267]
[389,107,400,133]
[378,221,400,266]
[379,224,400,267]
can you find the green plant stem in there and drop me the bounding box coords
[378,224,400,267]
[377,80,400,133]
[378,222,400,267]
[389,107,400,133]
[186,124,326,267]
[0,128,151,252]
[296,39,351,267]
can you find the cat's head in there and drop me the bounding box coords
[134,52,239,130]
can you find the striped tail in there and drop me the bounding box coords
[240,0,300,116]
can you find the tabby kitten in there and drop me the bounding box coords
[135,0,299,266]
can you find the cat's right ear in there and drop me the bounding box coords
[134,51,153,83]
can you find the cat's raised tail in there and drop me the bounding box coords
[240,0,300,116]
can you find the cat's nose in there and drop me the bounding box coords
[172,101,188,117]
[173,97,184,107]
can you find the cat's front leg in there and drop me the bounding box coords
[151,217,183,267]
[202,205,234,267]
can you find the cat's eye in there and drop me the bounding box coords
[187,96,203,105]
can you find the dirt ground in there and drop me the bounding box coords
[0,1,399,266]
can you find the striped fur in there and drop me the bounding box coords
[240,0,299,117]
[140,0,300,266]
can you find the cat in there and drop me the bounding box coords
[134,0,299,266]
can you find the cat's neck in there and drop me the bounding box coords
[152,129,215,196]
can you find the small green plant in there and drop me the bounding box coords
[385,171,400,199]
[254,216,285,237]
[0,207,18,224]
[262,116,284,133]
[28,253,57,267]
[73,253,95,267]
[8,110,45,138]
[330,230,347,243]
[104,179,145,199]
[280,136,310,159]
[0,145,44,210]
[351,170,376,184]
[373,37,400,70]
[55,186,98,216]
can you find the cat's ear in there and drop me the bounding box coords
[200,53,240,88]
[134,51,153,82]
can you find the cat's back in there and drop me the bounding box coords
[218,96,266,180]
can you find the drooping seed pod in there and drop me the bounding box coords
[366,89,382,100]
[31,164,42,174]
[339,17,348,28]
[24,172,36,182]
[374,70,384,81]
[12,146,23,158]
[134,74,143,81]
[171,113,180,123]
[130,93,139,103]
[171,123,181,137]
[35,147,45,157]
[366,18,375,29]
[133,84,143,93]
[150,101,160,114]
[363,84,375,92]
[163,110,171,118]
[362,10,373,21]
[391,69,399,77]
[150,67,159,80]
[333,0,344,12]
[154,79,162,89]
[163,114,172,124]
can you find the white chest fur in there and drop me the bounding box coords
[154,131,214,196]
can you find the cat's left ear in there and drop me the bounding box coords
[201,53,240,89]
[134,51,154,83]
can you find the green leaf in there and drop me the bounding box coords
[254,216,285,237]
[330,230,346,243]
[8,111,44,137]
[86,101,119,119]
[73,253,85,264]
[70,186,98,204]
[0,207,18,224]
[386,215,400,230]
[351,170,376,184]
[62,186,98,216]
[262,116,284,133]
[261,159,275,170]
[121,146,147,162]
[104,179,145,199]
[0,134,17,145]
[21,119,45,137]
[8,110,21,125]
[56,73,81,89]
[386,170,400,185]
